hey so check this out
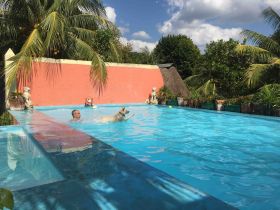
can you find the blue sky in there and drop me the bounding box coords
[103,0,280,52]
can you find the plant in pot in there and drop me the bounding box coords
[188,90,202,108]
[8,92,25,111]
[157,86,176,105]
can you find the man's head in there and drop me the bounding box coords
[72,110,81,120]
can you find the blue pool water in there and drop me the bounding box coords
[0,126,64,191]
[40,105,280,210]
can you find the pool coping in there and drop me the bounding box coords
[8,109,238,210]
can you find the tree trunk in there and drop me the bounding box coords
[0,53,6,115]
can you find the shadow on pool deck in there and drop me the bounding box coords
[11,110,238,210]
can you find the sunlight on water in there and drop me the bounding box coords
[40,105,280,210]
[0,126,64,191]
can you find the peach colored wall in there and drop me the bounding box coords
[19,61,164,106]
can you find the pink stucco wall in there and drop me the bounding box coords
[19,61,164,106]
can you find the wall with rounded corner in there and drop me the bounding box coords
[18,59,164,106]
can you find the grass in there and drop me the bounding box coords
[0,111,15,126]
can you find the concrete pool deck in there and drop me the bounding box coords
[7,110,237,210]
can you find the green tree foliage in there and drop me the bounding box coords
[119,46,155,64]
[236,7,280,88]
[92,28,120,62]
[153,35,201,79]
[186,39,252,98]
[0,0,118,92]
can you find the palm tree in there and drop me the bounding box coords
[0,0,118,95]
[236,7,280,88]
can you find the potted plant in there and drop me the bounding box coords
[157,86,176,105]
[187,90,201,108]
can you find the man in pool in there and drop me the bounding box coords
[71,110,81,122]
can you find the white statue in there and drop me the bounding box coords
[146,87,158,104]
[23,87,33,109]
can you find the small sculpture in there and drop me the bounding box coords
[23,87,33,109]
[146,87,158,104]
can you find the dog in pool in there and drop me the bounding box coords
[100,107,134,123]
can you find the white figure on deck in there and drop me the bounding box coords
[23,87,33,109]
[146,87,158,104]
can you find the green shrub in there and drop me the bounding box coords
[0,188,14,210]
[157,86,175,103]
[252,84,280,108]
[0,112,14,126]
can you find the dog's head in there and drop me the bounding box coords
[119,107,129,116]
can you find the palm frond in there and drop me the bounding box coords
[69,33,94,60]
[185,73,208,88]
[68,14,99,30]
[235,44,273,62]
[90,51,107,93]
[263,7,280,31]
[245,64,272,87]
[5,28,44,89]
[40,11,65,55]
[272,58,280,64]
[109,40,119,62]
[241,30,280,55]
[70,27,96,41]
[78,0,106,16]
[196,79,216,96]
[68,33,107,92]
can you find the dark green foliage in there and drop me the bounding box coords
[0,111,14,125]
[157,86,175,104]
[119,46,155,64]
[93,29,120,62]
[154,35,201,79]
[204,39,253,97]
[252,84,280,108]
[187,39,253,98]
[0,188,14,210]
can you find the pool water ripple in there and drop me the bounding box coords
[40,105,280,210]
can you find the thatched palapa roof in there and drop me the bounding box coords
[158,64,190,98]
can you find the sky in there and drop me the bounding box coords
[103,0,280,52]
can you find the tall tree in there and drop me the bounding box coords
[186,39,252,98]
[153,35,201,79]
[0,0,118,97]
[236,7,280,88]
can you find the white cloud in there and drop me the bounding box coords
[166,0,266,23]
[120,37,157,52]
[105,6,116,23]
[132,31,151,39]
[118,26,130,35]
[159,19,242,49]
[264,0,280,11]
[159,0,280,50]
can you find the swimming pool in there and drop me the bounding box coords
[0,126,64,191]
[39,104,280,210]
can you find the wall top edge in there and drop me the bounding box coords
[33,57,159,69]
